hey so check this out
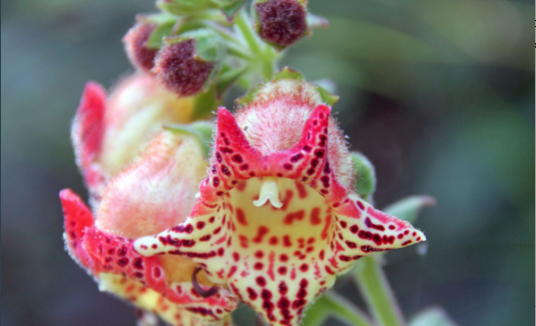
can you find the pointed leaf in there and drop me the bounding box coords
[215,64,248,98]
[164,121,215,158]
[146,20,176,49]
[383,196,436,224]
[218,0,246,22]
[191,87,219,120]
[301,292,374,326]
[273,66,304,81]
[409,307,457,326]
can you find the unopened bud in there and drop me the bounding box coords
[153,30,225,97]
[350,152,376,200]
[123,22,159,72]
[255,0,307,47]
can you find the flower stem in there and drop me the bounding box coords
[234,9,277,81]
[353,256,406,326]
[234,9,263,56]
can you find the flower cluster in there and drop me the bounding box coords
[60,3,426,326]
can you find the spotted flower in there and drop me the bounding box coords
[63,74,238,325]
[133,69,426,326]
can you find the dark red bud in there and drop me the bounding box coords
[123,23,159,72]
[256,0,307,46]
[153,39,215,97]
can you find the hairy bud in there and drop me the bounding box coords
[255,0,307,47]
[123,23,159,72]
[153,29,225,97]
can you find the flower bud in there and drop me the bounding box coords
[153,29,225,97]
[255,0,308,47]
[350,151,376,200]
[123,22,159,72]
[72,73,195,202]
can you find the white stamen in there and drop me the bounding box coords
[253,177,283,209]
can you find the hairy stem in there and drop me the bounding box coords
[354,256,406,326]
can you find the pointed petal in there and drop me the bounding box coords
[84,227,238,321]
[60,189,96,268]
[60,189,237,323]
[71,82,107,196]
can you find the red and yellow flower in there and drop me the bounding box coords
[131,70,426,326]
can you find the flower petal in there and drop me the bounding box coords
[60,189,238,324]
[71,82,108,199]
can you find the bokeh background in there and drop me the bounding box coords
[2,0,534,325]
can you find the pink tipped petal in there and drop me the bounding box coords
[84,227,238,321]
[60,189,95,267]
[71,82,108,196]
[60,189,237,324]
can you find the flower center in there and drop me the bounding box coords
[229,177,332,257]
[252,177,284,209]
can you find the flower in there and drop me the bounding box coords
[65,73,238,325]
[72,72,195,203]
[62,131,237,325]
[133,69,426,326]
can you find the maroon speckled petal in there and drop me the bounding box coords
[60,189,238,325]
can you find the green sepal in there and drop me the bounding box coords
[409,307,456,326]
[214,64,248,99]
[316,85,339,106]
[307,13,329,29]
[350,152,376,200]
[273,66,304,81]
[192,87,220,120]
[301,292,374,326]
[146,20,176,49]
[383,196,436,224]
[164,121,215,158]
[157,0,215,15]
[138,12,178,25]
[165,29,226,62]
[214,0,245,21]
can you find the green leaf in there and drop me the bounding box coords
[383,196,436,224]
[301,292,374,326]
[139,12,178,25]
[316,85,339,106]
[307,13,329,29]
[192,88,220,120]
[147,21,176,49]
[409,307,457,326]
[157,0,215,15]
[164,121,215,158]
[216,0,246,22]
[350,152,376,199]
[215,64,248,99]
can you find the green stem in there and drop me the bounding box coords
[234,9,264,56]
[354,256,406,326]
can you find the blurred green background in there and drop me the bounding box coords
[1,0,534,325]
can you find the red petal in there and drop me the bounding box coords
[72,82,107,192]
